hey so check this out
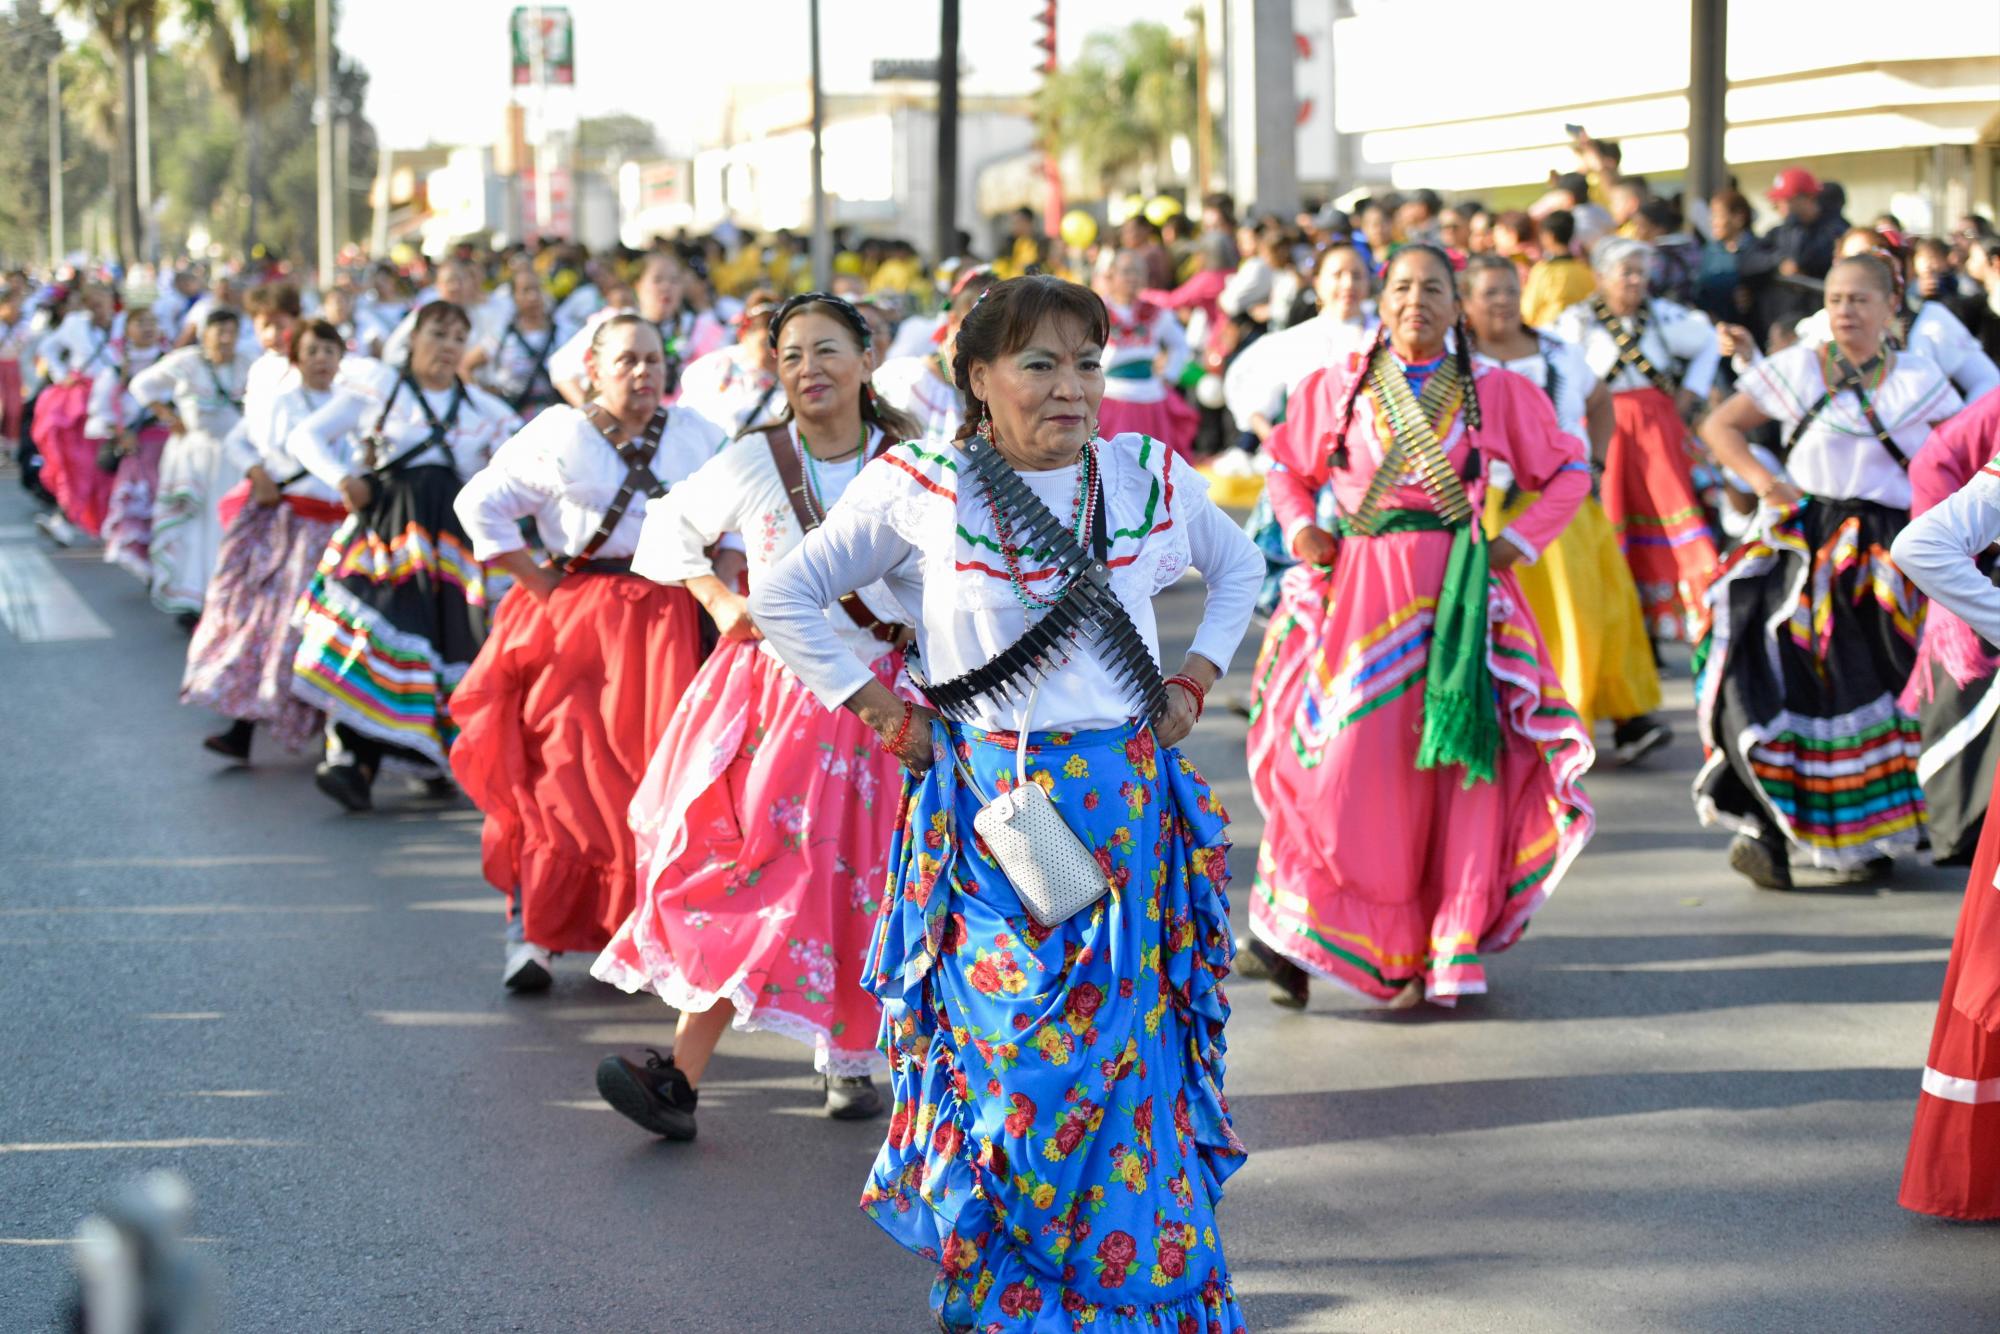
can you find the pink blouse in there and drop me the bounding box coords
[1264,347,1590,564]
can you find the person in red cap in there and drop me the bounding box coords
[1767,167,1843,321]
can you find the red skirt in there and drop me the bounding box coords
[0,358,22,442]
[32,377,115,537]
[1900,748,2000,1219]
[1600,387,1718,641]
[449,570,705,954]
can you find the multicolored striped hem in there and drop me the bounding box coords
[1694,509,1927,869]
[1249,588,1596,1004]
[291,576,465,768]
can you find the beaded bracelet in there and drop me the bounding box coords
[884,699,915,755]
[1164,673,1207,721]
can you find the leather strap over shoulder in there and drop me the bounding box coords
[563,405,671,573]
[762,424,904,644]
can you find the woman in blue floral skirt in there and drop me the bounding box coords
[754,276,1264,1332]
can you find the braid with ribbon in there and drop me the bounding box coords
[1451,313,1483,481]
[1329,322,1386,470]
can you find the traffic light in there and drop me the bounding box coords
[1034,1,1057,74]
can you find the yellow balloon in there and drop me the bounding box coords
[1059,210,1098,250]
[1144,195,1184,228]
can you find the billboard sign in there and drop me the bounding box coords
[511,6,575,86]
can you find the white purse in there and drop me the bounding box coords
[968,684,1114,929]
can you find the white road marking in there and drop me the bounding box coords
[0,1138,294,1153]
[368,1010,516,1027]
[178,1090,277,1099]
[0,541,113,642]
[0,1236,221,1246]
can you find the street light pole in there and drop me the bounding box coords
[315,0,336,281]
[134,26,153,264]
[934,0,959,267]
[808,0,830,289]
[47,58,62,265]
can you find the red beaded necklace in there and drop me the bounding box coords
[983,441,1098,610]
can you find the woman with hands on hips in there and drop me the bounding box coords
[749,276,1263,1334]
[449,315,724,991]
[590,293,925,1135]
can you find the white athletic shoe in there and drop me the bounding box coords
[502,941,554,992]
[34,511,81,547]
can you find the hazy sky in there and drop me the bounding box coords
[341,0,1179,152]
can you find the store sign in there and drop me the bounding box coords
[871,58,940,82]
[511,6,575,86]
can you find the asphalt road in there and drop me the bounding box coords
[1,478,1993,1332]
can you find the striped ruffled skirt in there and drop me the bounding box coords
[1694,495,1925,866]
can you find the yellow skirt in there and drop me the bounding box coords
[1485,488,1662,730]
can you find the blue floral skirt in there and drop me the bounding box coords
[862,719,1249,1333]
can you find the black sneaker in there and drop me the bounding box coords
[1728,827,1792,890]
[596,1050,698,1141]
[202,720,255,762]
[1610,716,1672,766]
[1832,854,1897,885]
[1240,937,1310,1009]
[824,1074,885,1120]
[313,761,373,813]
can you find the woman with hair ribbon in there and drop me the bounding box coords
[590,293,925,1130]
[751,275,1264,1332]
[1244,244,1597,1011]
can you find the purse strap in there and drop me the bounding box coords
[1014,681,1037,790]
[948,679,1041,811]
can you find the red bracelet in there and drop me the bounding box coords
[1164,674,1207,721]
[884,699,915,754]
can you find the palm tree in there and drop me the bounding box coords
[180,0,316,255]
[55,0,160,265]
[1033,20,1196,197]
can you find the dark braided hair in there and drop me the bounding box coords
[1329,244,1481,474]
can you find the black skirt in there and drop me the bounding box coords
[290,463,493,768]
[1694,495,1926,867]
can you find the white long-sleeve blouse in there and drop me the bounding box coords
[286,360,518,492]
[1556,296,1721,398]
[1893,454,2000,644]
[749,432,1265,732]
[454,404,724,562]
[635,423,903,665]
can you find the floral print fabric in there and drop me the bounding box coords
[863,720,1249,1333]
[594,638,912,1074]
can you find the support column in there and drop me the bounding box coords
[1687,0,1727,203]
[1224,0,1298,216]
